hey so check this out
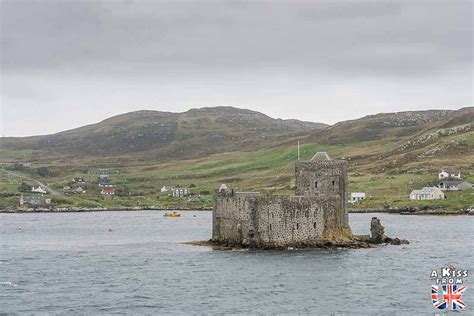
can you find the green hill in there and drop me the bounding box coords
[0,106,472,211]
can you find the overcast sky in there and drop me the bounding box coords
[0,0,472,136]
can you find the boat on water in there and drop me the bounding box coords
[164,211,181,218]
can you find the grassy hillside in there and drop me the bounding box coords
[0,107,326,160]
[0,107,473,211]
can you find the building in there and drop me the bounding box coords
[437,180,472,191]
[172,188,190,197]
[97,175,110,186]
[74,187,86,194]
[438,170,461,179]
[72,177,85,184]
[409,187,445,200]
[101,187,114,195]
[350,192,366,203]
[31,186,47,194]
[213,152,352,248]
[20,195,50,206]
[161,185,175,193]
[88,168,110,174]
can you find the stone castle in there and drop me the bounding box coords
[212,152,353,248]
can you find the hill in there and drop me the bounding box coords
[0,107,327,160]
[0,106,472,211]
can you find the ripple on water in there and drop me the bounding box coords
[0,211,473,314]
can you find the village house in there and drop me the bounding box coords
[88,168,110,174]
[188,195,202,202]
[20,195,51,206]
[437,180,472,191]
[350,192,366,203]
[101,187,114,199]
[72,177,85,184]
[74,187,86,194]
[160,185,175,193]
[438,169,461,179]
[97,175,110,187]
[172,188,190,197]
[409,187,445,200]
[31,186,47,194]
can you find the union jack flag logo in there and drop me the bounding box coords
[432,284,467,310]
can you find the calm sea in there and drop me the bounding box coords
[1,211,473,315]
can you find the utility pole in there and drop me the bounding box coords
[297,141,300,161]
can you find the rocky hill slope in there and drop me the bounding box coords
[0,107,327,160]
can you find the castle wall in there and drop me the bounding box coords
[252,195,345,246]
[212,192,259,244]
[295,159,348,226]
[212,154,352,248]
[213,193,350,247]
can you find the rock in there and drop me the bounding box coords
[370,217,385,244]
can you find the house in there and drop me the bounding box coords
[31,186,47,194]
[97,175,110,186]
[160,185,175,193]
[172,188,190,197]
[350,192,366,203]
[72,177,85,184]
[20,195,50,206]
[88,168,110,174]
[409,187,445,200]
[437,180,472,191]
[74,187,86,194]
[101,187,114,195]
[188,195,202,202]
[438,169,461,179]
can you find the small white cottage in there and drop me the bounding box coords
[438,169,461,180]
[350,192,366,203]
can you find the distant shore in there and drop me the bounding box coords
[348,208,473,216]
[0,206,213,213]
[1,206,472,215]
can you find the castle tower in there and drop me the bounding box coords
[295,152,348,202]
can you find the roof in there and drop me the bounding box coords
[311,152,331,161]
[411,187,442,194]
[440,170,460,174]
[219,184,228,191]
[21,195,45,203]
[351,192,366,197]
[438,180,471,185]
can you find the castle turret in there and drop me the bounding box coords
[295,151,348,204]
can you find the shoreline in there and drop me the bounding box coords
[348,208,473,216]
[0,206,472,215]
[0,206,213,214]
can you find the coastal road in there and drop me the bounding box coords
[0,169,61,196]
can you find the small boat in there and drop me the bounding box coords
[164,211,181,218]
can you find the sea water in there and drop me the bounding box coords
[1,211,473,314]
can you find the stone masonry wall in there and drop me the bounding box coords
[213,155,351,248]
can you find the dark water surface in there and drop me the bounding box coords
[1,211,473,315]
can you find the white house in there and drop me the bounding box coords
[20,195,50,206]
[31,186,47,194]
[172,188,190,197]
[161,185,175,193]
[409,187,445,200]
[438,169,461,179]
[350,192,366,203]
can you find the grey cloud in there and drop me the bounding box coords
[0,0,472,136]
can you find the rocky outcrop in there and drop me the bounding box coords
[368,217,409,245]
